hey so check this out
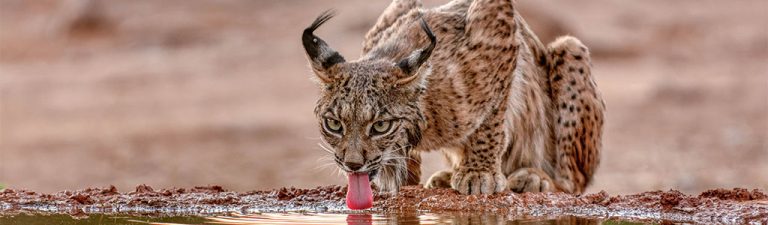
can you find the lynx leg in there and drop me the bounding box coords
[425,147,462,189]
[447,0,519,195]
[362,0,421,53]
[548,36,605,194]
[507,167,555,193]
[404,150,422,186]
[425,170,453,189]
[451,114,508,195]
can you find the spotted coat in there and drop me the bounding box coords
[302,0,604,194]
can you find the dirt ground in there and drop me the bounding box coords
[0,0,766,195]
[1,185,767,224]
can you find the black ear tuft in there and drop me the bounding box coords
[396,17,437,85]
[397,18,436,75]
[417,16,437,58]
[302,10,346,70]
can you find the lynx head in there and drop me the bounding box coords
[302,11,435,192]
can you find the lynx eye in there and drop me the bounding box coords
[324,118,343,134]
[370,120,393,136]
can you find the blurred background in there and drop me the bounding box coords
[0,0,766,195]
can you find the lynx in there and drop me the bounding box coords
[302,0,605,195]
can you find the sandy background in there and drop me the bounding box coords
[0,0,766,195]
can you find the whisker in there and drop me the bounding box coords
[314,162,340,171]
[381,145,420,161]
[380,163,408,170]
[317,142,335,154]
[381,155,418,163]
[387,144,411,151]
[304,136,324,141]
[333,167,344,177]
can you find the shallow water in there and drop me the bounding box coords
[0,213,647,225]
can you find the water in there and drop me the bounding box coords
[0,213,647,225]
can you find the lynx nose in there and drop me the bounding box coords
[344,162,363,171]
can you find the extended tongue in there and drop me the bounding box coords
[346,172,373,210]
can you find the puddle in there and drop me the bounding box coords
[2,186,766,223]
[0,213,645,225]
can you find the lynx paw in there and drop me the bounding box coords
[451,169,506,195]
[507,168,555,193]
[425,170,453,189]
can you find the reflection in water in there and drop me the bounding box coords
[202,213,617,225]
[0,213,640,225]
[206,213,436,225]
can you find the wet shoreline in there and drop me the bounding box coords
[1,185,766,224]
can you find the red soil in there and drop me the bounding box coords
[1,185,766,224]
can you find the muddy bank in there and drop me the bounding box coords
[1,185,766,224]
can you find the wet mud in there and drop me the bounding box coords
[1,185,766,224]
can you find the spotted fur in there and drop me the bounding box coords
[303,0,604,194]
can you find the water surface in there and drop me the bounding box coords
[0,213,648,225]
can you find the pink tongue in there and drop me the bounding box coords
[346,172,373,210]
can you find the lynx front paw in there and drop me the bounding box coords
[507,168,555,193]
[425,170,453,189]
[450,169,506,195]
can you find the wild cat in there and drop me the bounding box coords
[302,0,604,200]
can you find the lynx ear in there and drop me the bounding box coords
[395,18,436,86]
[302,10,345,83]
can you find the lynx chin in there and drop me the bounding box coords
[302,0,605,195]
